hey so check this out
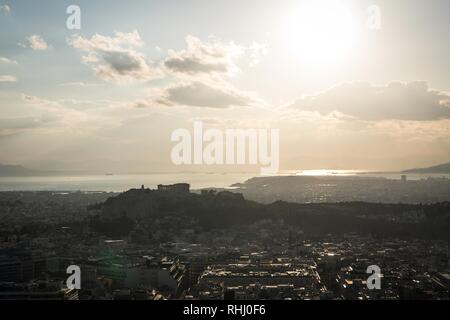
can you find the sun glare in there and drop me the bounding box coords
[283,0,356,67]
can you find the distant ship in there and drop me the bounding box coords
[105,173,114,176]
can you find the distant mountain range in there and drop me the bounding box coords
[0,164,41,177]
[0,164,90,177]
[402,162,450,174]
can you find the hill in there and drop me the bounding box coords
[403,162,450,174]
[0,164,40,177]
[89,187,450,240]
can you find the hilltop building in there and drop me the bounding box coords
[157,183,190,193]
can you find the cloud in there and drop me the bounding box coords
[0,75,17,82]
[150,36,265,109]
[18,93,129,137]
[0,96,66,137]
[289,81,450,121]
[0,117,44,130]
[59,82,102,87]
[67,30,161,83]
[136,81,260,109]
[0,115,60,135]
[24,35,49,51]
[248,42,268,67]
[0,4,10,14]
[163,35,243,77]
[0,57,17,64]
[21,93,56,105]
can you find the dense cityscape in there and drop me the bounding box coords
[0,179,448,300]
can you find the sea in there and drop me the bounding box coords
[0,171,449,192]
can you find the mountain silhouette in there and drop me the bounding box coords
[403,162,450,173]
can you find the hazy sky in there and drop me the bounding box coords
[0,0,449,172]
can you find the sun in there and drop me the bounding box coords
[282,0,357,67]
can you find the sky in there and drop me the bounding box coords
[0,0,449,173]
